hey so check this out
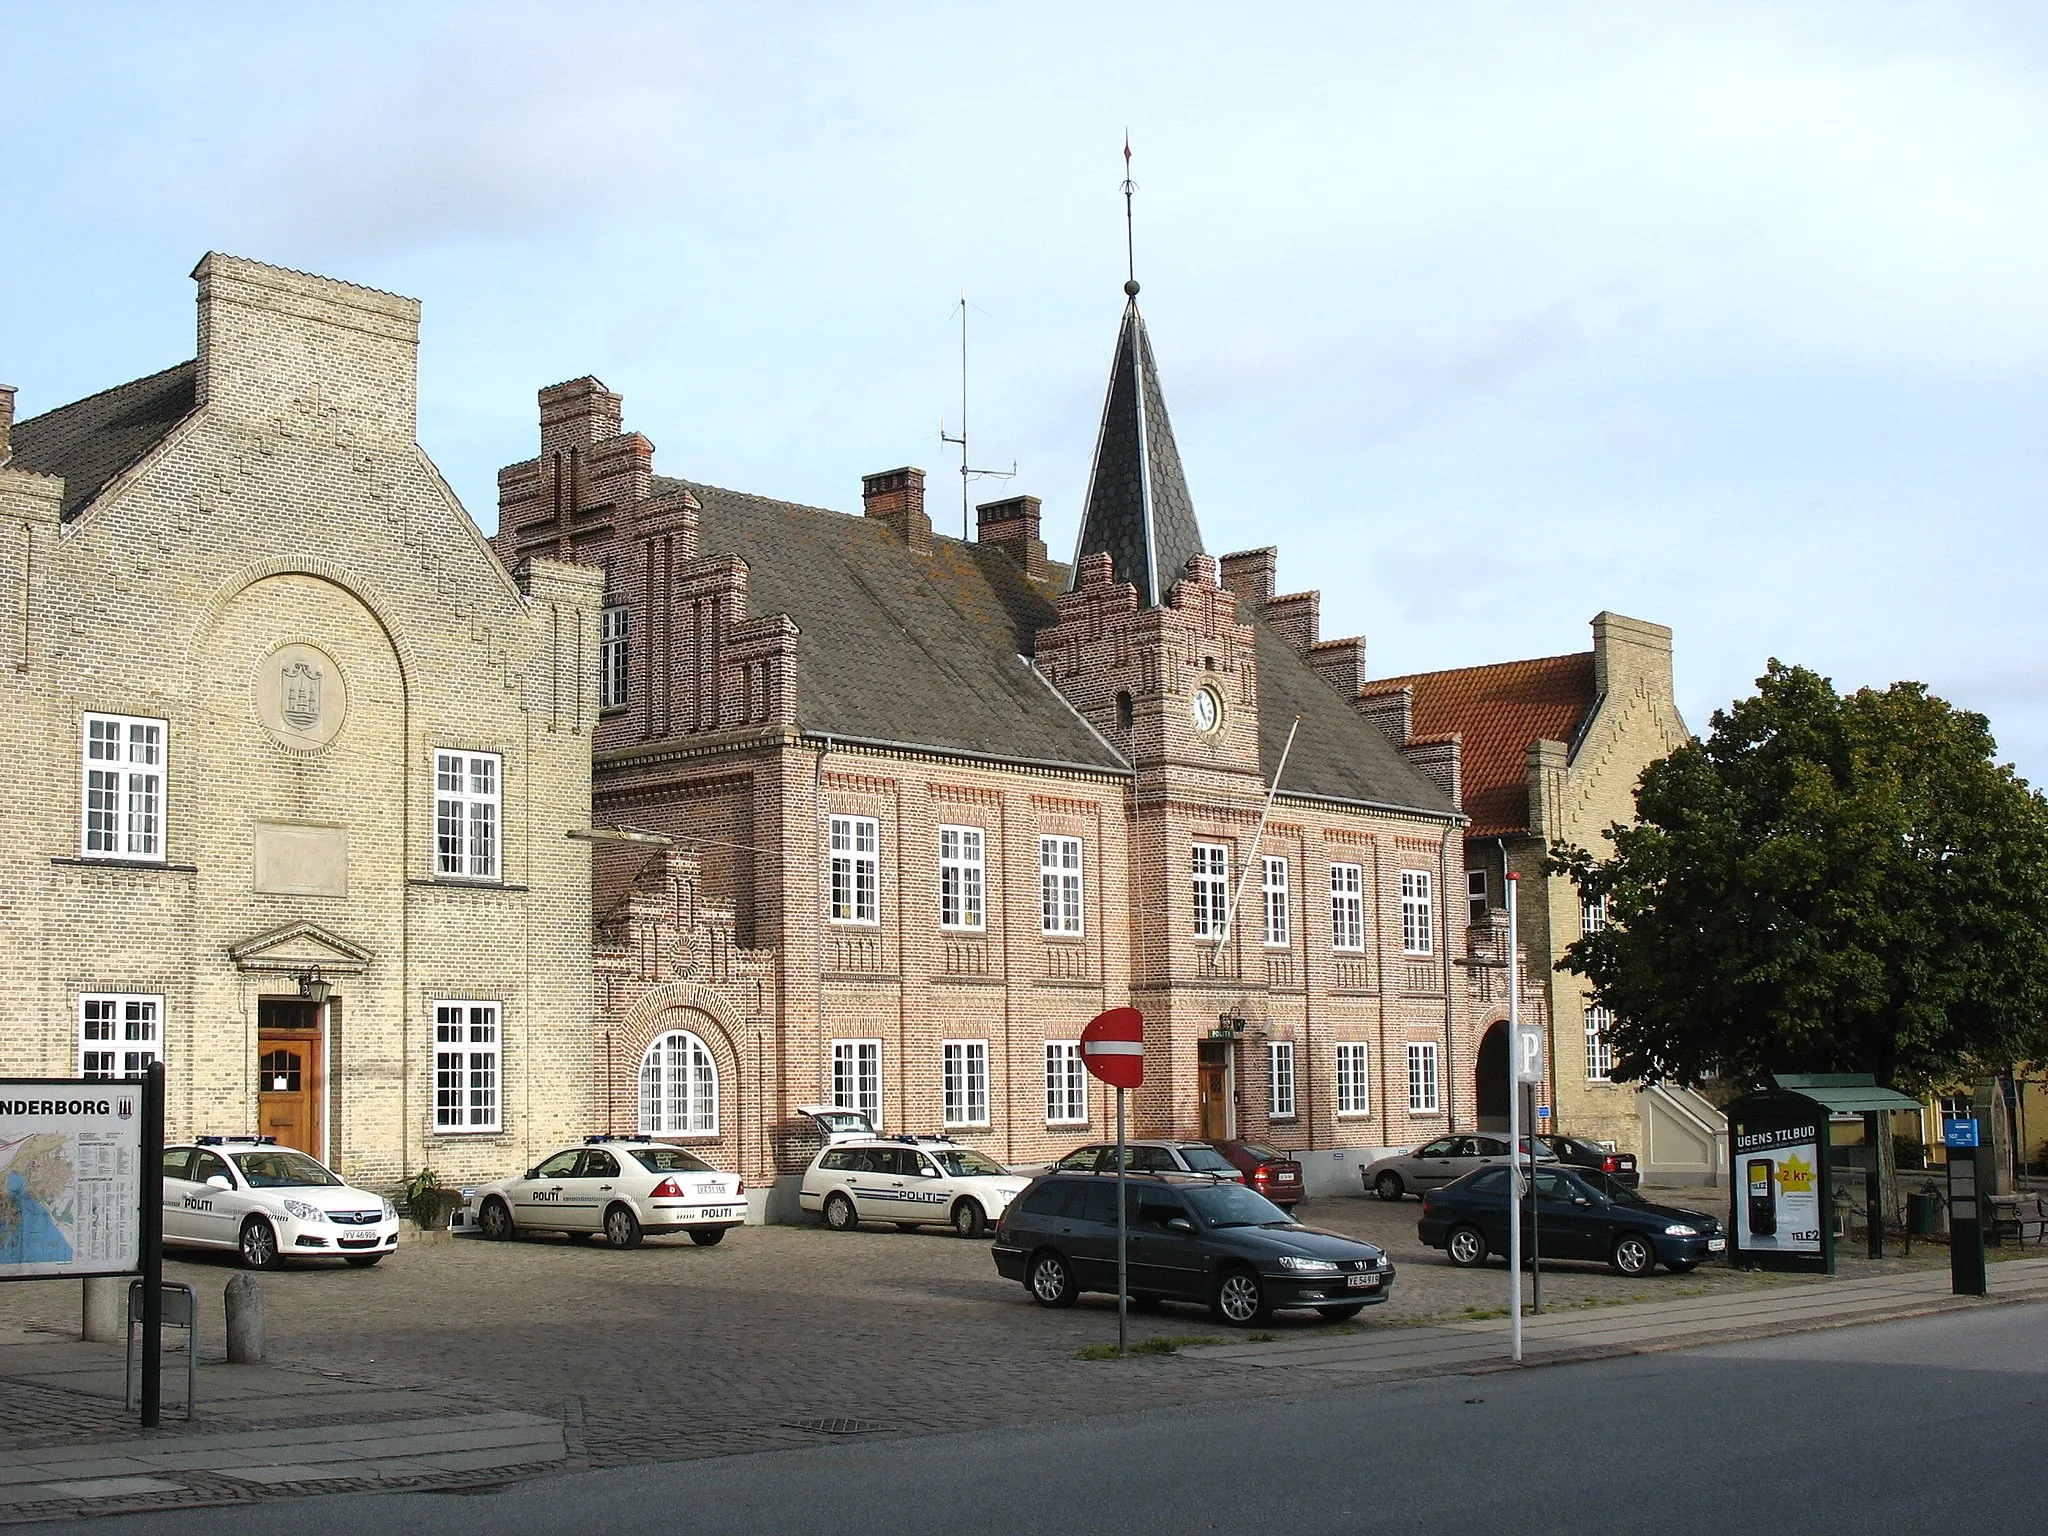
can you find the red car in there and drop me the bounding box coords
[1203,1141,1306,1210]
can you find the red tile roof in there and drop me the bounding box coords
[1371,653,1598,837]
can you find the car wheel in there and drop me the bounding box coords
[1316,1303,1366,1321]
[238,1217,281,1271]
[1029,1250,1077,1308]
[1212,1267,1272,1328]
[1666,1259,1698,1274]
[1446,1224,1489,1268]
[603,1204,644,1249]
[951,1200,987,1240]
[344,1254,384,1268]
[1375,1172,1406,1202]
[1611,1231,1655,1277]
[478,1198,515,1241]
[687,1227,726,1247]
[823,1193,859,1232]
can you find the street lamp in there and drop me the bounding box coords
[296,970,332,1006]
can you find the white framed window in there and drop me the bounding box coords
[1468,869,1489,925]
[1192,842,1229,938]
[1267,1041,1295,1118]
[1399,870,1434,955]
[1040,835,1084,935]
[1406,1041,1440,1114]
[79,993,162,1079]
[942,1040,990,1127]
[1336,1042,1370,1116]
[600,605,629,711]
[81,713,166,862]
[1585,1005,1615,1082]
[1044,1041,1087,1124]
[639,1029,718,1135]
[433,1002,501,1133]
[938,825,985,931]
[829,815,879,923]
[435,750,502,880]
[1330,863,1364,951]
[830,1039,882,1128]
[1261,857,1290,947]
[1582,895,1608,935]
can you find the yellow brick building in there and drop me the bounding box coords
[0,255,602,1190]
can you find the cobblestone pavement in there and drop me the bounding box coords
[0,1186,1976,1481]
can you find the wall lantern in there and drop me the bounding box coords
[297,971,332,1005]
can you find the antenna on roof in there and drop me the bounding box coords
[939,291,1015,541]
[1122,132,1140,298]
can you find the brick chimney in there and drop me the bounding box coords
[0,385,14,460]
[1219,547,1276,611]
[862,466,932,554]
[975,495,1048,579]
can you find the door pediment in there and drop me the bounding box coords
[229,920,373,975]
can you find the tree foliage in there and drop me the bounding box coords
[1551,661,2048,1093]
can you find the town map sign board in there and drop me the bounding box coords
[0,1080,144,1279]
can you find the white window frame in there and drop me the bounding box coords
[1192,842,1230,938]
[942,1039,990,1128]
[831,1038,882,1128]
[435,750,502,881]
[1039,835,1084,935]
[432,1001,502,1133]
[1336,1042,1371,1116]
[829,814,879,924]
[1582,895,1608,935]
[1267,1041,1296,1119]
[1261,856,1290,948]
[938,824,986,931]
[1330,863,1364,952]
[1585,1005,1615,1083]
[639,1028,719,1136]
[1044,1041,1087,1125]
[80,713,166,862]
[1468,868,1490,925]
[600,604,629,711]
[1400,870,1434,956]
[78,993,162,1079]
[1406,1041,1440,1115]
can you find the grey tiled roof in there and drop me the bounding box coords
[7,362,197,518]
[1071,301,1204,605]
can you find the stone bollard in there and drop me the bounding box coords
[224,1273,265,1363]
[81,1276,126,1342]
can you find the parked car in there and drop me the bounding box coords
[162,1136,399,1270]
[1416,1164,1726,1276]
[795,1104,878,1145]
[1546,1133,1640,1187]
[1362,1133,1557,1201]
[1051,1140,1245,1182]
[801,1138,1029,1237]
[1201,1140,1305,1209]
[460,1138,746,1249]
[993,1171,1394,1326]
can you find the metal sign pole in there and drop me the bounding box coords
[1506,873,1523,1363]
[1116,1086,1128,1359]
[1526,1083,1542,1314]
[140,1061,165,1428]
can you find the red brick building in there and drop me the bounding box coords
[494,288,1523,1213]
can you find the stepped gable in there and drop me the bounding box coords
[1373,653,1596,836]
[7,362,198,518]
[656,475,1126,774]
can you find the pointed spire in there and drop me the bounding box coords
[1071,145,1204,605]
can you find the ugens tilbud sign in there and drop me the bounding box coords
[1726,1091,1833,1273]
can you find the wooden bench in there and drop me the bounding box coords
[1989,1193,2048,1246]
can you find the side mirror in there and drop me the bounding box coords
[920,1167,940,1178]
[205,1175,232,1192]
[1573,1196,1594,1207]
[1167,1217,1195,1235]
[523,1169,538,1181]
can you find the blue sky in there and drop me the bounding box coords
[5,2,2045,783]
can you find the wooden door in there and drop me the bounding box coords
[257,1003,323,1158]
[1199,1061,1230,1139]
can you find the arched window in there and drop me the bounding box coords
[639,1030,718,1135]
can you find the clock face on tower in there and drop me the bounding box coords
[1191,686,1221,734]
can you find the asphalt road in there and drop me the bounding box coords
[32,1301,2047,1536]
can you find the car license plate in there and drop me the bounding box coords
[695,1207,736,1220]
[1707,1237,1726,1252]
[1346,1273,1381,1289]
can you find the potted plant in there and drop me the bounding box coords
[402,1167,464,1231]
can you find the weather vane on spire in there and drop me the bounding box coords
[1122,133,1139,297]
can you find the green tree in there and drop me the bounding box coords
[1551,661,2048,1093]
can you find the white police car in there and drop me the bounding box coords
[457,1138,747,1249]
[161,1136,400,1269]
[799,1137,1029,1238]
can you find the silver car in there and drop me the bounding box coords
[1362,1133,1556,1201]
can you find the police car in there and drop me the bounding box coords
[457,1137,747,1249]
[799,1136,1030,1238]
[161,1136,400,1270]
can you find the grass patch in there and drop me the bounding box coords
[1076,1334,1223,1360]
[1460,1306,1510,1320]
[1247,1332,1276,1343]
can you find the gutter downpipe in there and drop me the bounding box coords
[1443,822,1460,1132]
[815,734,832,1135]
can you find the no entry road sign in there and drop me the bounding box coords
[1080,1007,1145,1090]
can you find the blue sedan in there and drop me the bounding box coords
[1417,1164,1727,1277]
